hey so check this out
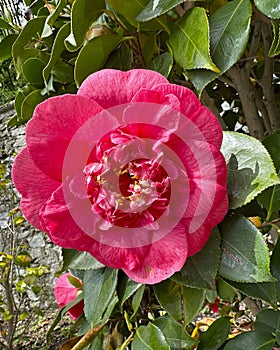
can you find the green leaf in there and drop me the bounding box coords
[219,214,275,283]
[255,309,280,337]
[41,0,68,38]
[171,228,221,290]
[269,20,280,56]
[65,0,105,51]
[12,16,46,72]
[153,315,198,350]
[223,332,274,350]
[227,280,277,306]
[118,275,142,310]
[154,280,206,326]
[22,57,45,86]
[0,34,18,61]
[263,129,280,172]
[148,52,173,77]
[216,278,236,303]
[169,7,219,72]
[271,237,280,302]
[105,44,132,71]
[0,17,14,29]
[254,0,280,19]
[258,185,280,221]
[131,284,145,320]
[221,131,279,209]
[43,23,71,84]
[83,268,118,326]
[137,0,184,21]
[187,0,252,94]
[74,34,125,86]
[197,316,231,350]
[21,89,46,123]
[107,0,168,32]
[131,323,170,350]
[62,249,105,271]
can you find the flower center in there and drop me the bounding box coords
[84,158,171,228]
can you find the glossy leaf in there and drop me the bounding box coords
[22,57,45,86]
[254,0,280,19]
[216,278,236,303]
[41,0,68,38]
[148,52,173,77]
[62,250,105,271]
[12,16,46,72]
[171,228,220,290]
[153,315,198,350]
[21,90,46,123]
[154,280,206,326]
[221,131,279,209]
[263,129,280,171]
[107,0,168,31]
[0,17,14,29]
[269,20,280,56]
[223,332,274,350]
[83,268,118,326]
[74,34,124,86]
[227,280,277,306]
[65,0,105,51]
[118,276,142,309]
[169,7,219,72]
[219,214,275,283]
[197,316,231,350]
[258,185,280,221]
[131,284,145,320]
[137,0,184,21]
[255,309,280,337]
[187,0,252,93]
[271,237,280,302]
[131,323,169,350]
[43,23,71,84]
[0,34,18,61]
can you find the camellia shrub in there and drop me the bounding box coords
[1,0,280,349]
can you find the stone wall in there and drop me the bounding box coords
[0,102,62,310]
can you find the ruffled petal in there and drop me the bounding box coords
[78,69,168,108]
[12,148,60,230]
[122,224,188,284]
[26,94,103,181]
[152,83,223,148]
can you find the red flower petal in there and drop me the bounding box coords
[78,69,168,108]
[26,95,103,181]
[12,148,60,230]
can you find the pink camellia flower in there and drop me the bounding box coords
[12,69,228,284]
[54,273,84,320]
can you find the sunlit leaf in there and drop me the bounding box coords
[65,0,105,51]
[169,7,219,72]
[221,131,279,209]
[186,0,252,94]
[254,0,280,19]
